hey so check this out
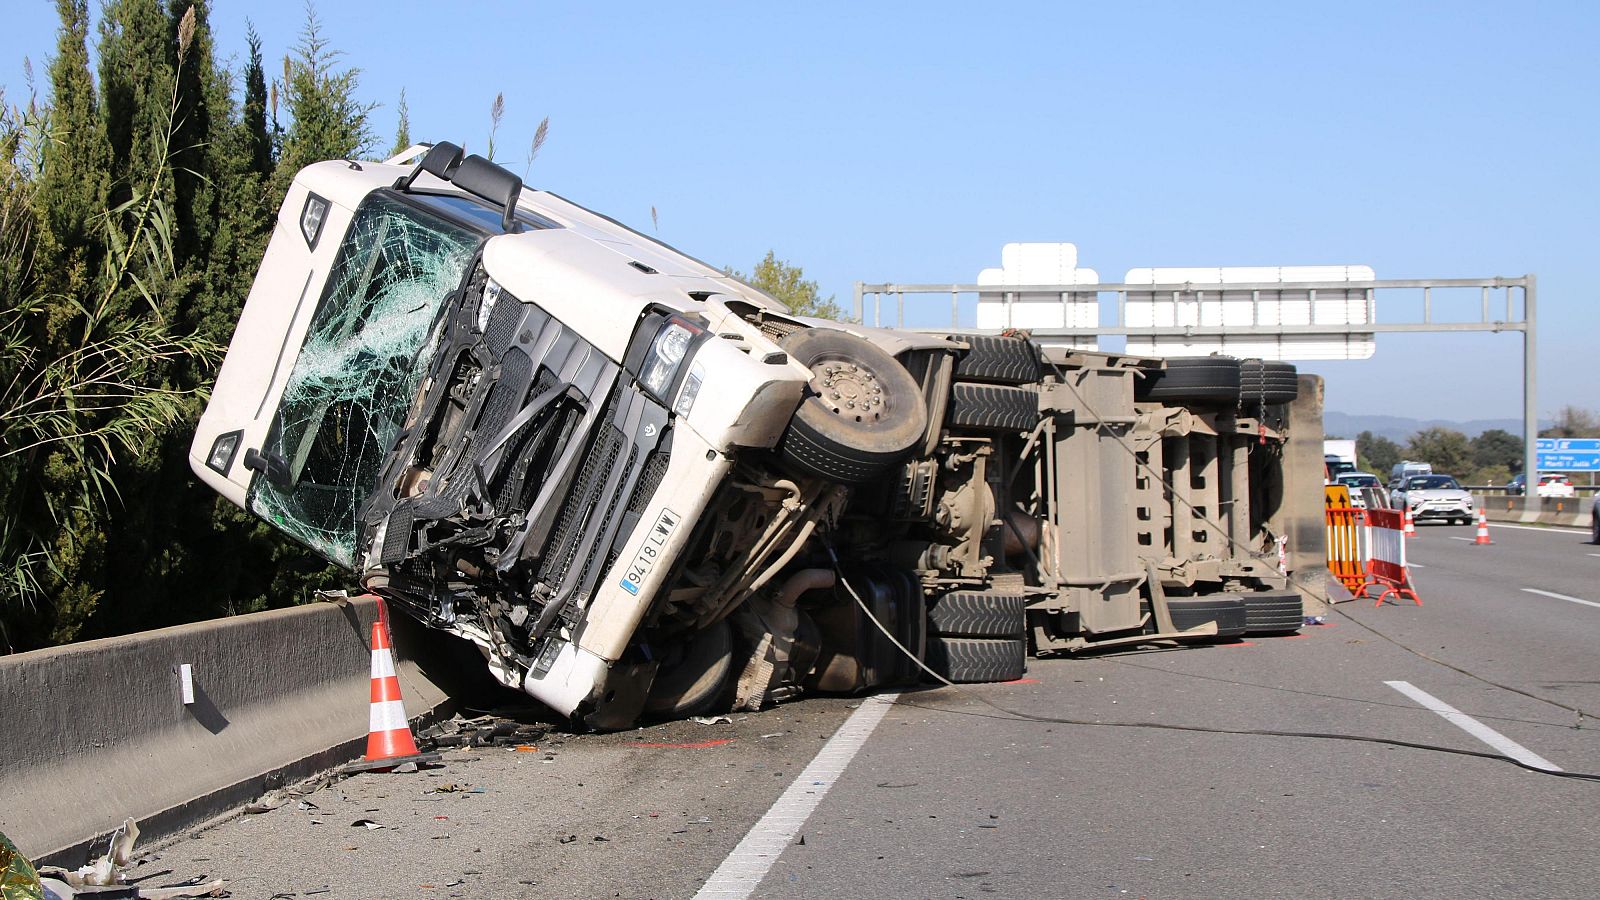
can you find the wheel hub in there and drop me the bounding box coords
[815,361,884,417]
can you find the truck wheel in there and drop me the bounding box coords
[1161,595,1248,639]
[1241,590,1303,635]
[1238,360,1299,405]
[1134,357,1242,405]
[777,328,927,484]
[925,635,1026,683]
[948,384,1037,432]
[643,620,734,718]
[948,334,1041,385]
[928,591,1026,638]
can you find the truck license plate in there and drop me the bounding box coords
[619,509,680,595]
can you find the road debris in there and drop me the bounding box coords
[27,820,225,899]
[349,820,385,830]
[417,714,547,751]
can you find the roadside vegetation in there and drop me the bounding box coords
[1347,405,1600,486]
[0,1,384,652]
[0,2,826,652]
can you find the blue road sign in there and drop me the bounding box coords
[1536,451,1600,471]
[1535,438,1600,471]
[1537,438,1600,453]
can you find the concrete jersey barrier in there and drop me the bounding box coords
[1474,494,1592,528]
[0,597,453,866]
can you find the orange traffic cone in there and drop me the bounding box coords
[1473,509,1493,545]
[343,618,438,773]
[1403,507,1417,538]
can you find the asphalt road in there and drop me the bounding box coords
[138,521,1600,899]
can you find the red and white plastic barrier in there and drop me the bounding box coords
[1358,508,1421,606]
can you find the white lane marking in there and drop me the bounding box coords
[1587,553,1600,558]
[1385,680,1562,772]
[1483,522,1588,535]
[1447,536,1472,542]
[1521,588,1600,610]
[695,694,898,898]
[1408,563,1426,568]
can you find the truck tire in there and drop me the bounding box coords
[776,328,927,484]
[1162,595,1248,639]
[643,621,734,718]
[948,334,1041,385]
[925,636,1026,683]
[1242,590,1303,635]
[927,591,1026,638]
[1134,357,1241,406]
[1238,360,1299,405]
[948,384,1037,432]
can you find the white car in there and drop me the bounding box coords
[1336,472,1383,509]
[1537,474,1576,499]
[1391,474,1475,525]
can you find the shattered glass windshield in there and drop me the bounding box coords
[249,191,478,566]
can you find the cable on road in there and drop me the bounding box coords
[824,541,1600,785]
[1324,603,1590,729]
[1105,658,1580,732]
[884,693,1600,783]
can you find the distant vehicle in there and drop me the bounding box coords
[1324,439,1357,480]
[1389,460,1432,487]
[1336,472,1383,509]
[1506,473,1576,498]
[1391,474,1475,525]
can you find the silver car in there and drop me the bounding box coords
[1391,474,1475,525]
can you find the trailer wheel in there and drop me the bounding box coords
[948,384,1037,433]
[1161,595,1248,639]
[1241,590,1303,635]
[925,635,1026,683]
[643,620,734,718]
[1134,357,1242,405]
[928,591,1026,638]
[948,334,1042,385]
[776,328,927,484]
[1238,360,1299,405]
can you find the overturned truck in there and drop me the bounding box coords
[190,143,1320,730]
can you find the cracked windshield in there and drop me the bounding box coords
[250,192,477,566]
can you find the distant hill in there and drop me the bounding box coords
[1324,411,1551,442]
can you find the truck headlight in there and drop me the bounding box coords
[206,430,242,474]
[300,193,329,249]
[640,320,698,398]
[674,363,705,418]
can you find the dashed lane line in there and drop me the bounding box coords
[694,694,898,898]
[1520,588,1600,610]
[1385,680,1562,772]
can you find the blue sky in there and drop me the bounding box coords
[2,1,1595,424]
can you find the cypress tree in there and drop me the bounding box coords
[389,87,411,158]
[242,24,272,177]
[274,6,374,194]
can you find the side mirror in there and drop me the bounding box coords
[243,448,293,488]
[396,141,464,191]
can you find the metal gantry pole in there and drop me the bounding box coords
[1523,275,1539,506]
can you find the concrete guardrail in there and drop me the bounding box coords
[0,596,467,866]
[1474,493,1594,528]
